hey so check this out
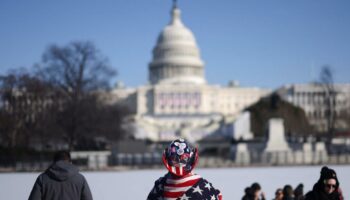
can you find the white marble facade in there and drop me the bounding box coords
[277,83,350,132]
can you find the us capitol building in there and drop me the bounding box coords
[103,3,270,142]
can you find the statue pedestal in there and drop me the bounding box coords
[263,118,291,164]
[265,118,291,152]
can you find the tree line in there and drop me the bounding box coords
[0,41,131,154]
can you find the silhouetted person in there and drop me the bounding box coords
[304,166,342,200]
[282,185,294,200]
[242,187,253,200]
[273,188,283,200]
[294,183,304,200]
[242,182,265,200]
[28,151,93,200]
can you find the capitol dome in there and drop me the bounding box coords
[148,3,206,85]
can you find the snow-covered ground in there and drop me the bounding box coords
[1,165,349,199]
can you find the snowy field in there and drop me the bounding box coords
[1,165,349,200]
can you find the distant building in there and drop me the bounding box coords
[276,83,350,132]
[104,3,270,142]
[1,88,60,123]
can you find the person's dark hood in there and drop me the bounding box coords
[46,160,79,181]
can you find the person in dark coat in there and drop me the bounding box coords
[242,187,254,200]
[294,183,304,200]
[282,185,294,200]
[241,182,265,200]
[304,166,341,200]
[147,138,222,200]
[28,151,93,200]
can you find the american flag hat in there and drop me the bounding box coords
[162,138,198,177]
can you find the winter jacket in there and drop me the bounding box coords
[241,195,265,200]
[28,161,93,200]
[304,182,341,200]
[147,173,222,200]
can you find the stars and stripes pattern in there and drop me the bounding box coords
[163,174,201,200]
[147,173,222,200]
[163,159,187,177]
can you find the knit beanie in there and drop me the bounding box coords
[319,166,339,187]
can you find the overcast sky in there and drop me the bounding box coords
[1,0,349,89]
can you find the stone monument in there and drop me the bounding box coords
[232,143,250,166]
[263,118,291,164]
[232,111,253,140]
[265,118,291,152]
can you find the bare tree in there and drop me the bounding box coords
[319,65,337,143]
[0,41,130,152]
[0,70,56,149]
[36,41,116,97]
[34,41,126,150]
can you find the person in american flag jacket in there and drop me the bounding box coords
[147,138,223,200]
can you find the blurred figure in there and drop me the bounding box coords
[304,166,342,200]
[294,183,304,200]
[28,151,93,200]
[147,138,222,200]
[251,183,266,200]
[273,188,283,200]
[242,182,265,200]
[282,185,294,200]
[337,187,344,200]
[242,187,253,200]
